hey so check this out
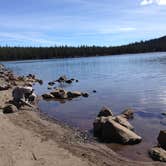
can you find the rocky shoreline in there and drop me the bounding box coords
[0,64,165,166]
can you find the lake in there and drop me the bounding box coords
[2,52,166,161]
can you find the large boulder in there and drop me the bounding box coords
[93,116,109,137]
[3,104,18,114]
[158,130,166,150]
[97,106,113,117]
[114,115,134,130]
[101,118,142,144]
[93,116,142,144]
[149,147,166,162]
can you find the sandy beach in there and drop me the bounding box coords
[0,65,165,166]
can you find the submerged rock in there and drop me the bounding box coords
[149,147,166,162]
[48,81,55,86]
[65,79,73,84]
[158,130,166,150]
[81,93,89,98]
[56,75,67,83]
[3,104,18,114]
[42,93,54,99]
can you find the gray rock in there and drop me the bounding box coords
[158,130,166,150]
[3,104,18,114]
[149,147,166,162]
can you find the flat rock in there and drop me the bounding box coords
[149,147,166,162]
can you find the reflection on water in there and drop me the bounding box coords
[3,52,166,161]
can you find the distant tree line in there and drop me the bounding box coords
[0,36,166,61]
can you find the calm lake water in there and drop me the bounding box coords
[3,52,166,161]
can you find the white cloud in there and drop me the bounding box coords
[141,0,153,5]
[140,0,166,5]
[0,32,56,46]
[157,0,166,5]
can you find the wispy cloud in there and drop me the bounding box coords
[140,0,166,6]
[0,32,56,46]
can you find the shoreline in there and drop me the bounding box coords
[1,51,166,62]
[0,64,165,166]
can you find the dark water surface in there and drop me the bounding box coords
[3,52,166,161]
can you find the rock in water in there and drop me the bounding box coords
[101,118,142,144]
[121,108,134,119]
[51,89,68,99]
[48,81,55,86]
[65,79,73,84]
[97,106,113,117]
[81,93,89,98]
[114,115,134,130]
[3,104,18,114]
[158,130,166,150]
[149,147,166,162]
[67,91,82,98]
[42,93,54,99]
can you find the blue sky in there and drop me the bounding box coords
[0,0,166,46]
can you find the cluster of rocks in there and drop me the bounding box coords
[55,75,79,84]
[42,88,89,100]
[149,130,166,162]
[47,75,79,89]
[0,64,43,90]
[93,107,142,144]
